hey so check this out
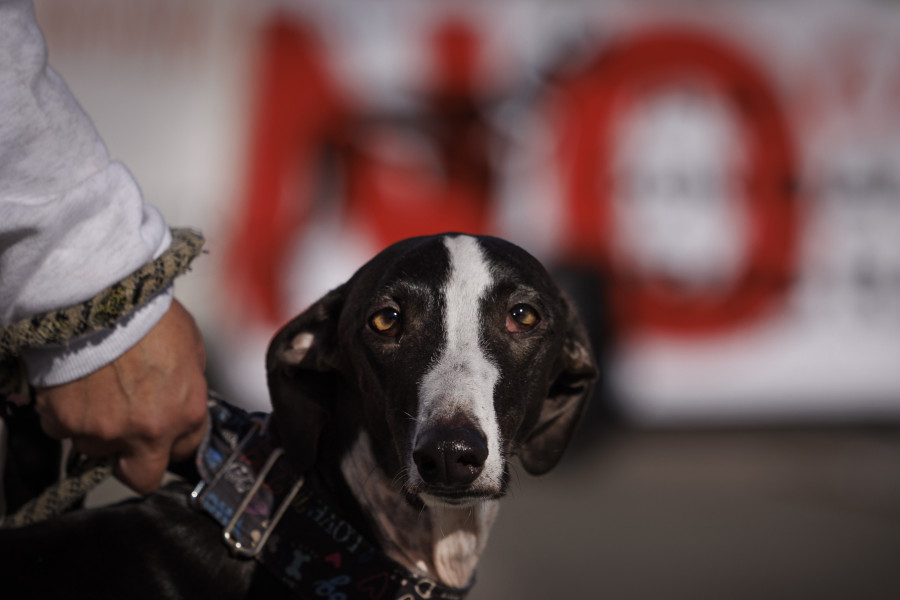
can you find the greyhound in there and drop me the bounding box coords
[0,233,597,599]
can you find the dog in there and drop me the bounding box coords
[0,233,597,599]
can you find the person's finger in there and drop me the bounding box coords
[34,395,75,440]
[170,410,209,463]
[70,436,119,459]
[6,392,30,407]
[116,444,170,495]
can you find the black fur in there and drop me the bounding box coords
[0,234,597,599]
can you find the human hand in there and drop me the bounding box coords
[33,300,209,495]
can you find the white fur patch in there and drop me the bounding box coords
[280,332,314,365]
[431,502,498,587]
[413,235,503,494]
[341,431,498,587]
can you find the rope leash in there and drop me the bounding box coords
[0,228,205,527]
[2,456,113,529]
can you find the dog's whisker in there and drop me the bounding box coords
[464,505,477,525]
[504,462,523,499]
[417,501,429,523]
[391,466,411,492]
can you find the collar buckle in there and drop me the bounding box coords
[192,414,304,558]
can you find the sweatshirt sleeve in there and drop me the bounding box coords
[0,0,174,386]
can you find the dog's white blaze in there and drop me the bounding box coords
[414,235,503,491]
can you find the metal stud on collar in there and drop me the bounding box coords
[191,417,305,558]
[222,448,305,558]
[190,419,264,508]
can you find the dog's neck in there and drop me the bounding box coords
[338,431,498,588]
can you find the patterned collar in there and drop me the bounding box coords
[190,396,472,600]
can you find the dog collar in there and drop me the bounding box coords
[191,396,471,600]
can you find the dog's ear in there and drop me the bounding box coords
[519,297,599,475]
[266,285,345,473]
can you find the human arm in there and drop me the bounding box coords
[1,0,208,493]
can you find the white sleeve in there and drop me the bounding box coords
[0,0,173,385]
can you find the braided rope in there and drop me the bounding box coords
[0,228,205,396]
[0,228,205,360]
[2,457,114,528]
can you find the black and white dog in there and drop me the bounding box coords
[0,233,597,599]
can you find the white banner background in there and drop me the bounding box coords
[34,0,900,424]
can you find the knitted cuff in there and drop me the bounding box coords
[22,285,174,387]
[0,228,205,394]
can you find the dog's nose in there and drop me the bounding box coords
[413,424,488,488]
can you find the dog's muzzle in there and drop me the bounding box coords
[192,395,473,599]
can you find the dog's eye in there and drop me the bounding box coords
[369,308,401,336]
[507,304,540,333]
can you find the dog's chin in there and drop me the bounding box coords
[419,493,488,509]
[403,464,511,509]
[415,488,504,509]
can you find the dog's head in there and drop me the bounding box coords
[267,234,597,508]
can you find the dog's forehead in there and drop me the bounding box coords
[353,233,550,292]
[474,235,555,286]
[352,235,453,293]
[337,234,562,334]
